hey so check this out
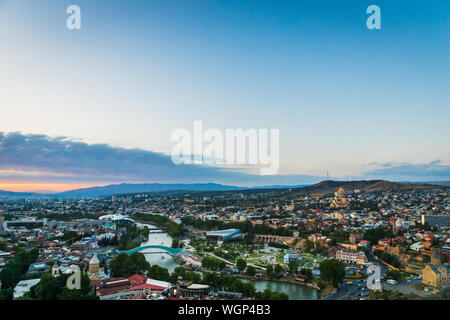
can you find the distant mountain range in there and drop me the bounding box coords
[291,180,449,195]
[56,183,245,198]
[423,181,450,187]
[55,183,311,198]
[0,190,39,199]
[0,180,448,199]
[0,183,245,199]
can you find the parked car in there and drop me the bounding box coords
[387,279,398,285]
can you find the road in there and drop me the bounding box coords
[323,253,379,300]
[206,252,235,266]
[383,278,432,297]
[322,251,432,300]
[206,252,266,271]
[322,280,368,300]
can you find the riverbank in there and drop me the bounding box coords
[241,277,318,300]
[133,213,185,238]
[236,274,320,290]
[138,222,180,272]
[190,264,320,291]
[135,220,159,227]
[138,221,318,299]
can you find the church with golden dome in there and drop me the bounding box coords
[330,187,347,208]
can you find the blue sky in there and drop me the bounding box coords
[0,0,449,191]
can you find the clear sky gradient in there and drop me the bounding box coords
[0,0,449,192]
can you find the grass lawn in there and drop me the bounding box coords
[300,253,324,263]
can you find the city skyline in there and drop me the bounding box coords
[0,0,449,192]
[0,130,449,193]
[1,1,450,307]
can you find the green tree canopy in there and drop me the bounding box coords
[25,272,96,300]
[288,261,299,275]
[266,264,273,276]
[246,265,256,276]
[147,265,171,282]
[236,258,247,272]
[109,252,150,277]
[319,259,346,288]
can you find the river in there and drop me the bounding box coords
[138,223,317,300]
[243,280,318,300]
[138,223,179,272]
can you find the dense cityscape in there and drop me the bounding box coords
[0,180,449,301]
[1,3,449,315]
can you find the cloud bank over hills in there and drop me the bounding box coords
[0,131,448,192]
[363,160,450,181]
[0,131,322,187]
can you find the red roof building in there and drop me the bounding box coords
[92,277,131,298]
[128,274,148,287]
[130,283,167,291]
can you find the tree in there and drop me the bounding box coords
[0,247,36,289]
[246,266,256,277]
[25,272,96,300]
[299,268,313,281]
[125,241,140,251]
[274,264,283,275]
[62,231,79,244]
[266,264,273,276]
[244,231,255,244]
[199,272,256,298]
[129,252,150,273]
[29,248,39,261]
[357,246,369,254]
[147,265,170,282]
[202,256,226,271]
[171,266,186,282]
[171,239,180,248]
[255,288,289,300]
[30,273,60,300]
[0,262,21,288]
[14,250,34,272]
[109,252,149,277]
[236,258,247,273]
[319,259,345,288]
[57,288,87,300]
[132,213,186,237]
[329,237,337,246]
[373,249,401,268]
[109,253,128,277]
[364,227,394,244]
[305,240,315,253]
[288,261,299,275]
[117,238,129,250]
[98,235,118,247]
[0,288,13,301]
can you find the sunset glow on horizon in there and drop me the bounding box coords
[0,182,104,193]
[0,1,449,188]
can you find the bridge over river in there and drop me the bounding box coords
[118,245,184,256]
[148,228,166,233]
